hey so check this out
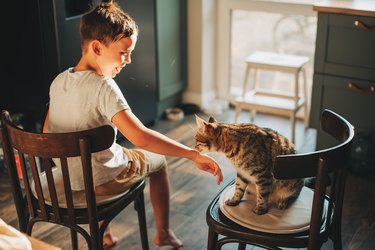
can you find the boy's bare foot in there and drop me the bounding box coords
[103,231,118,250]
[100,224,118,250]
[154,229,184,249]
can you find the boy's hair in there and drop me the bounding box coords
[80,0,138,49]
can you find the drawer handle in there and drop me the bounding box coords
[348,82,375,93]
[354,20,375,31]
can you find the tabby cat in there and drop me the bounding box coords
[195,115,304,215]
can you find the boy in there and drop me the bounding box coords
[43,0,223,249]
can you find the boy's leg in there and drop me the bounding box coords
[96,148,183,248]
[128,149,183,248]
[149,167,183,248]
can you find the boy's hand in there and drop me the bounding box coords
[193,153,223,185]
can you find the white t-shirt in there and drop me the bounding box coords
[48,68,130,190]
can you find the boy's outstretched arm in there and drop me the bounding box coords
[112,109,223,184]
[191,152,223,185]
[43,110,49,133]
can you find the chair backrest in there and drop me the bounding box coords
[0,110,115,233]
[273,109,355,249]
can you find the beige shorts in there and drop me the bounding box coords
[95,148,167,195]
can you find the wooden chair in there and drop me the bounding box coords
[206,109,355,250]
[0,110,149,250]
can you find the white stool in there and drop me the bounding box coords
[234,51,309,143]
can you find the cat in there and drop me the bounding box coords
[195,115,304,215]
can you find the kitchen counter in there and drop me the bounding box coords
[313,0,375,17]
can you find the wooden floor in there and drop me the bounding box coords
[0,109,374,250]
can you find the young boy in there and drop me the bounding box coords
[43,0,223,249]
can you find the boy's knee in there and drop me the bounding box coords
[140,149,167,173]
[157,155,167,170]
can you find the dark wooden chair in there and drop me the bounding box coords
[206,109,355,250]
[0,110,149,250]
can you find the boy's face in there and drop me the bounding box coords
[97,34,137,78]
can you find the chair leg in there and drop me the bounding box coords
[135,192,149,250]
[238,242,246,250]
[207,227,218,250]
[18,211,28,233]
[71,229,78,250]
[26,220,36,235]
[331,220,343,250]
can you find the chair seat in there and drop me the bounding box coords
[31,167,133,208]
[30,178,145,226]
[219,184,327,234]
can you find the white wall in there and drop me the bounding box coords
[183,0,218,111]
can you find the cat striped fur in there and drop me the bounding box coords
[195,115,304,215]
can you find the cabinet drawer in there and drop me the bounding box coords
[314,13,375,81]
[310,74,375,130]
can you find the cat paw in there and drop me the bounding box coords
[253,206,268,215]
[225,199,240,206]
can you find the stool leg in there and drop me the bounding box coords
[250,68,258,121]
[291,69,300,143]
[242,65,251,98]
[234,104,242,123]
[250,110,256,122]
[290,114,296,143]
[253,68,258,91]
[302,67,309,128]
[294,70,300,102]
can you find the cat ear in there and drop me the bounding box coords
[196,115,217,136]
[195,114,207,129]
[205,122,217,136]
[208,116,217,123]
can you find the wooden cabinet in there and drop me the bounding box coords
[310,2,375,164]
[117,0,187,125]
[0,0,186,126]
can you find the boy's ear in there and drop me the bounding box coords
[92,40,102,55]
